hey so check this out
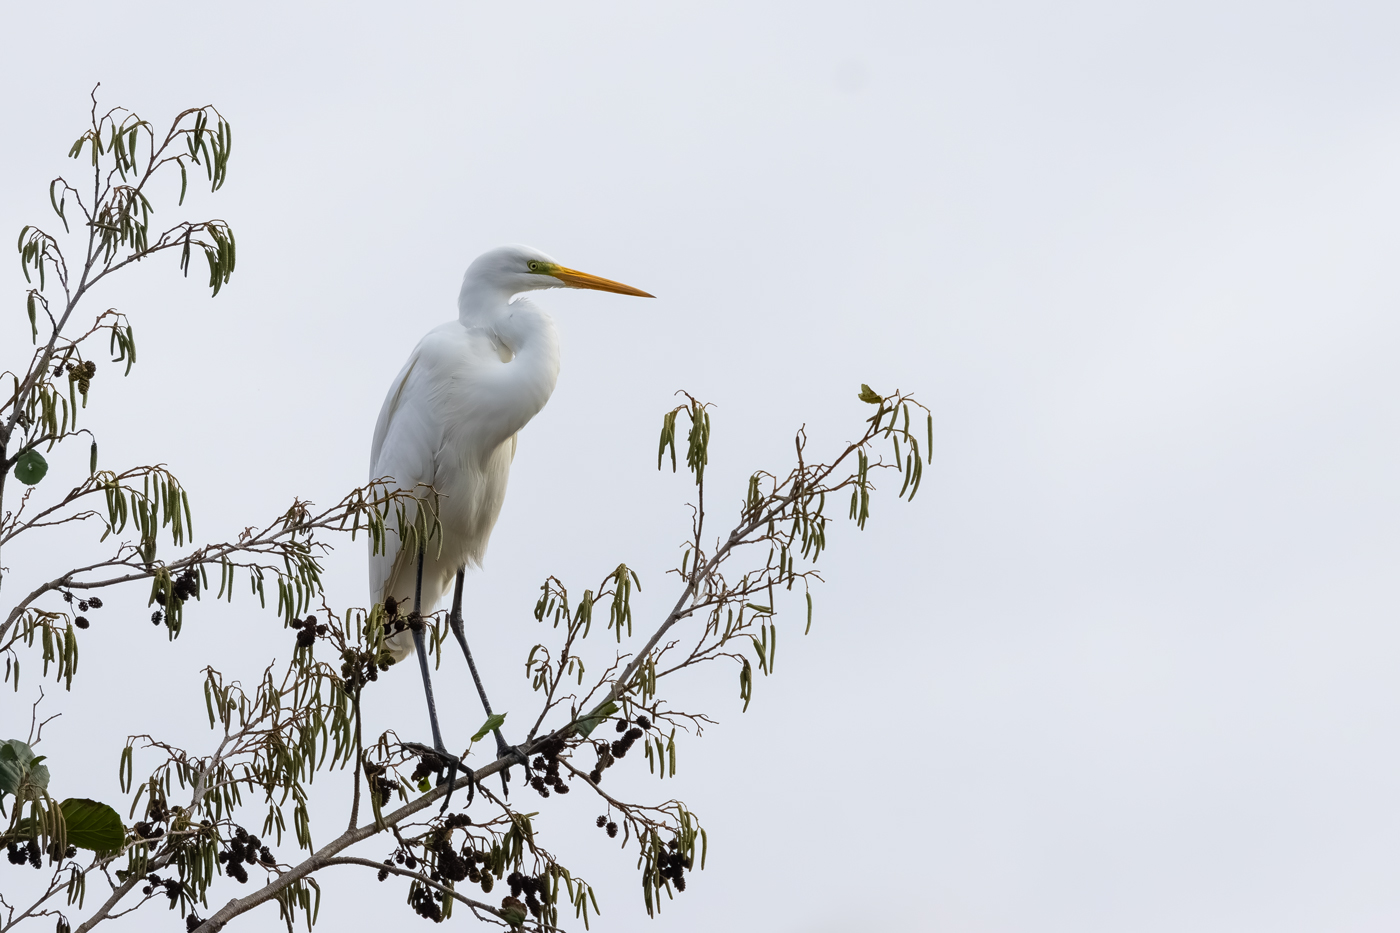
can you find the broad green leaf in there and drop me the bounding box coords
[0,740,49,798]
[0,743,22,796]
[857,384,883,404]
[59,798,124,851]
[29,760,50,793]
[13,450,47,485]
[470,713,506,743]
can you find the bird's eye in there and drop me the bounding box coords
[527,261,540,272]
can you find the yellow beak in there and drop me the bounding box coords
[551,266,654,298]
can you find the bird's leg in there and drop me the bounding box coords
[449,568,526,793]
[409,542,466,811]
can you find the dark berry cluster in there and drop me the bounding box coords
[380,596,419,642]
[440,846,470,883]
[217,825,274,884]
[587,743,611,784]
[130,821,165,841]
[61,592,101,609]
[290,614,327,650]
[132,800,171,843]
[172,570,199,602]
[151,571,199,608]
[528,734,570,798]
[506,871,547,919]
[340,645,390,689]
[151,571,199,625]
[657,837,691,892]
[62,591,103,629]
[4,838,74,868]
[586,716,652,784]
[185,913,203,932]
[595,815,619,838]
[375,811,498,916]
[5,838,41,868]
[137,873,188,906]
[37,841,78,864]
[363,762,398,808]
[439,844,471,883]
[224,858,248,885]
[429,835,493,892]
[409,883,445,922]
[612,727,644,759]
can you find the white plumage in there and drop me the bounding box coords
[368,244,650,662]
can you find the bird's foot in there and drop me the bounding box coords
[402,741,461,771]
[402,742,473,811]
[496,735,530,769]
[488,733,531,799]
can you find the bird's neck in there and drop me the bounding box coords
[458,288,561,450]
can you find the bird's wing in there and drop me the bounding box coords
[370,352,421,480]
[367,337,443,604]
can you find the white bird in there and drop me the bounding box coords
[368,244,652,768]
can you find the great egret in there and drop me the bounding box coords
[368,244,652,783]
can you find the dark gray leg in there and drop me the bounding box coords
[449,569,523,792]
[412,626,448,755]
[408,543,465,810]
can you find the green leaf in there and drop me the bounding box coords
[857,384,883,404]
[574,701,619,738]
[470,713,506,743]
[13,450,48,485]
[59,798,124,851]
[0,740,49,798]
[499,901,528,928]
[0,744,22,796]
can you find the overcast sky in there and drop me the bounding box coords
[3,2,1400,931]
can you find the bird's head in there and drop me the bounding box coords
[462,245,653,301]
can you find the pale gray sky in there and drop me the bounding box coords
[3,2,1399,931]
